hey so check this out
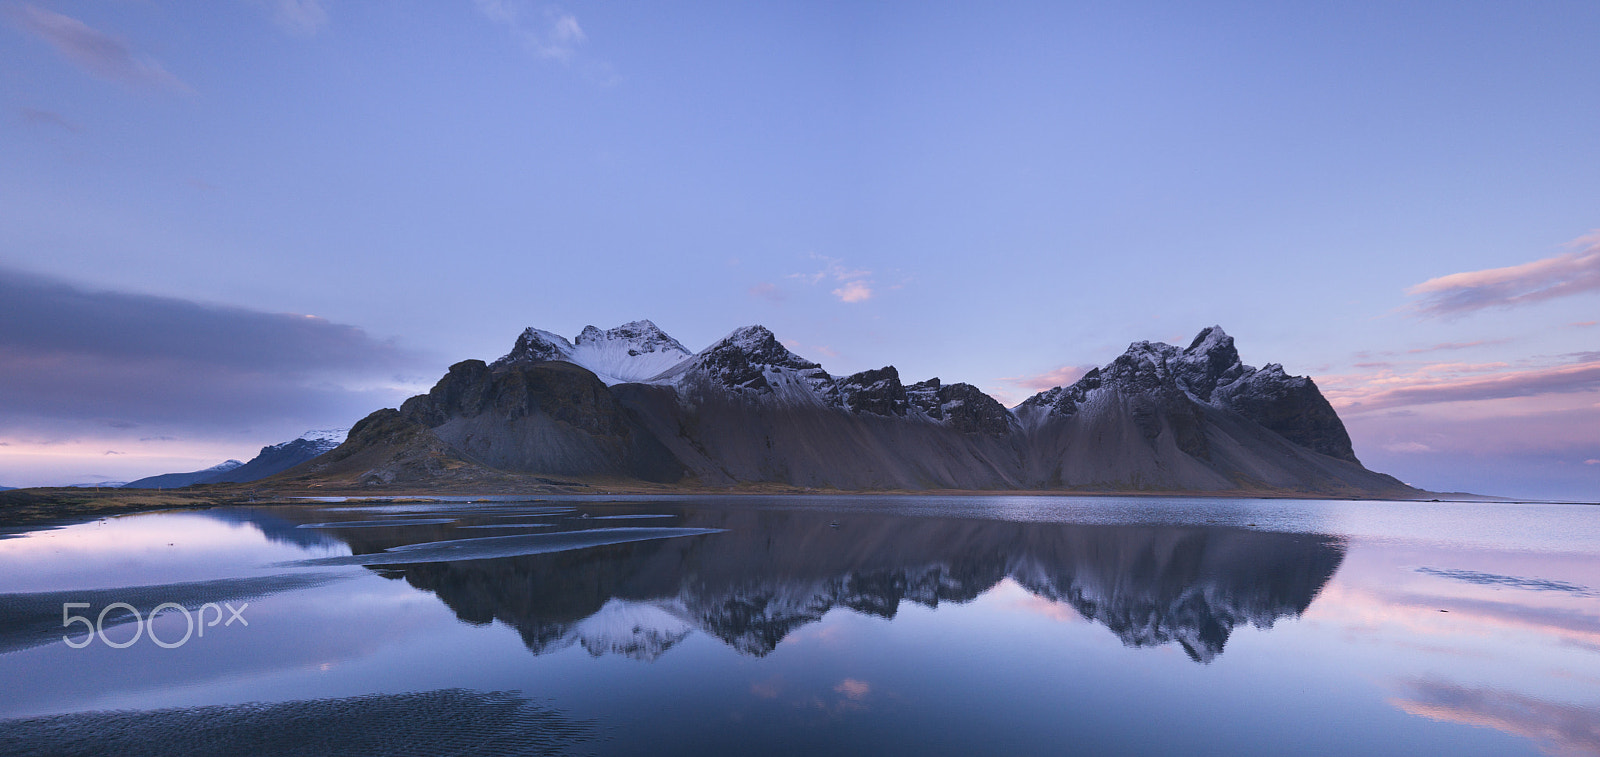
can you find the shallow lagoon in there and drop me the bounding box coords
[0,495,1596,756]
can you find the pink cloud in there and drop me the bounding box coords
[1408,231,1600,316]
[1002,365,1093,394]
[1352,400,1600,457]
[832,280,872,303]
[1392,680,1600,756]
[833,679,871,700]
[1322,359,1600,413]
[789,253,877,303]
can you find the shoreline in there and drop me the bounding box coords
[2,485,1587,537]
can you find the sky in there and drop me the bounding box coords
[1,1,1596,498]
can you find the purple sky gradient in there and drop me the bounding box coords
[2,2,1596,497]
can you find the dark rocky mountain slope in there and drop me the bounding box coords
[272,322,1413,496]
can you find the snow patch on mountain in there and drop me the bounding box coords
[299,429,348,451]
[569,598,696,660]
[653,325,842,407]
[494,320,691,385]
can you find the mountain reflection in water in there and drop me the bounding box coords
[268,507,1346,663]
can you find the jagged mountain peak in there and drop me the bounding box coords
[908,377,1018,435]
[1174,326,1245,401]
[1024,326,1249,409]
[665,325,836,400]
[498,327,574,366]
[1186,325,1234,355]
[496,320,692,385]
[1012,325,1360,465]
[574,319,689,355]
[694,326,822,371]
[846,365,901,383]
[839,366,908,416]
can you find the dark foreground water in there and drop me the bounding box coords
[0,495,1596,756]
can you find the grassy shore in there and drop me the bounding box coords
[0,489,252,534]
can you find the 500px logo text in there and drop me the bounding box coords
[62,601,248,649]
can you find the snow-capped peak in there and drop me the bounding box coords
[497,328,576,366]
[700,325,820,370]
[568,320,692,383]
[300,428,349,446]
[1185,325,1233,357]
[300,425,352,448]
[205,459,245,473]
[1017,326,1240,418]
[653,325,839,405]
[493,320,693,385]
[574,319,687,353]
[569,598,695,661]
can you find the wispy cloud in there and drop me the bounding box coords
[18,106,79,131]
[748,282,786,303]
[789,254,876,304]
[475,0,587,62]
[6,5,190,92]
[1408,231,1600,317]
[1382,441,1432,453]
[1391,680,1600,757]
[1402,339,1509,355]
[1322,359,1600,413]
[259,0,329,36]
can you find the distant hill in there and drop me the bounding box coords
[122,429,347,489]
[204,429,346,484]
[122,460,244,490]
[275,321,1415,497]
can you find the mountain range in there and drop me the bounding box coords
[275,320,1412,496]
[123,429,347,489]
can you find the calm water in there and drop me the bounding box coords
[0,495,1597,756]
